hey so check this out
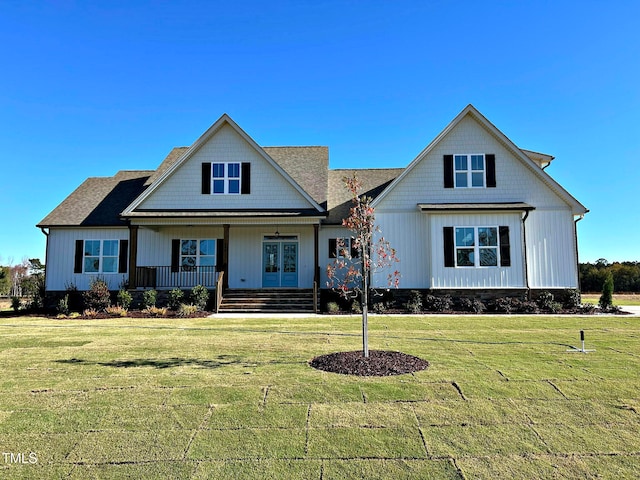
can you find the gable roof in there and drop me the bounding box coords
[37,170,152,227]
[371,104,588,215]
[122,114,325,216]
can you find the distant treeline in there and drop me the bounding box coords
[579,260,640,293]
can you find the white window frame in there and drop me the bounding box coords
[83,239,119,274]
[454,154,485,188]
[179,239,217,272]
[454,226,499,268]
[211,162,241,195]
[336,237,352,259]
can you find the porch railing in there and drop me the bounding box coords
[135,266,219,289]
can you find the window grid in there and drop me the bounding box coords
[454,227,498,267]
[212,162,241,194]
[180,239,216,272]
[454,154,485,188]
[84,240,119,273]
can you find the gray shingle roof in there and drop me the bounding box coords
[326,168,403,224]
[37,170,152,227]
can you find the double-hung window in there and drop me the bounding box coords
[455,227,498,267]
[212,162,241,194]
[328,237,360,259]
[454,154,485,188]
[84,240,119,273]
[180,239,216,272]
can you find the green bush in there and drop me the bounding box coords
[599,273,614,310]
[177,303,198,317]
[83,279,111,312]
[493,297,518,314]
[351,300,362,313]
[191,285,209,311]
[57,294,70,316]
[458,297,486,314]
[142,289,157,309]
[564,289,581,309]
[536,291,555,311]
[405,290,423,314]
[326,302,340,314]
[11,296,21,312]
[168,288,184,310]
[117,289,132,309]
[423,294,452,312]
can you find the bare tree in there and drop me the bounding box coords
[326,174,400,357]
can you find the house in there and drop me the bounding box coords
[37,105,588,312]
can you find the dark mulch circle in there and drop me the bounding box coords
[309,350,429,376]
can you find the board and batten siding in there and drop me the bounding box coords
[430,212,525,289]
[372,212,429,289]
[525,208,579,288]
[45,228,129,291]
[138,124,312,211]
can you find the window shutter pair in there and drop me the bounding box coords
[73,239,128,274]
[201,163,251,194]
[443,226,510,267]
[443,154,496,188]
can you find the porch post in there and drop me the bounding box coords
[128,224,139,289]
[313,224,319,285]
[223,224,230,290]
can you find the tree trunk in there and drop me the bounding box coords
[362,266,369,358]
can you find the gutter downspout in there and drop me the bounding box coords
[522,211,530,300]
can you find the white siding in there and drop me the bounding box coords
[378,116,569,211]
[430,213,525,289]
[138,124,313,210]
[373,212,429,288]
[45,228,129,291]
[526,208,579,288]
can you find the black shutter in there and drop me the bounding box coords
[74,239,84,273]
[443,227,455,267]
[499,226,511,267]
[444,155,454,188]
[329,239,337,258]
[202,163,211,194]
[171,239,180,273]
[241,163,251,194]
[216,238,224,271]
[118,240,129,273]
[486,154,496,188]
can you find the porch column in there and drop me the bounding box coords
[128,225,139,289]
[314,224,319,285]
[223,224,230,290]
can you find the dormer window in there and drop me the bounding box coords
[212,162,241,194]
[455,154,485,188]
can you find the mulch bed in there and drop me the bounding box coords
[309,350,429,376]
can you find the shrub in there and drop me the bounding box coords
[599,273,614,310]
[142,289,157,309]
[11,296,21,312]
[423,294,452,312]
[83,308,99,318]
[142,306,167,317]
[579,302,596,314]
[351,300,362,314]
[83,279,111,312]
[191,285,210,311]
[493,297,519,314]
[536,291,555,311]
[326,302,340,314]
[517,301,539,314]
[405,290,423,314]
[57,295,70,316]
[458,297,486,314]
[564,289,581,309]
[372,301,387,314]
[106,305,128,317]
[177,303,198,317]
[117,289,132,309]
[168,288,184,310]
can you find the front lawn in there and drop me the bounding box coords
[1,314,638,478]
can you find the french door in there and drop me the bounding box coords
[262,237,298,287]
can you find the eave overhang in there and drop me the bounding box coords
[418,202,535,212]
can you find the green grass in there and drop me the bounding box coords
[581,293,640,306]
[0,314,639,479]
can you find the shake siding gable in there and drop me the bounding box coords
[137,124,313,211]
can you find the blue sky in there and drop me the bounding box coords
[1,1,638,265]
